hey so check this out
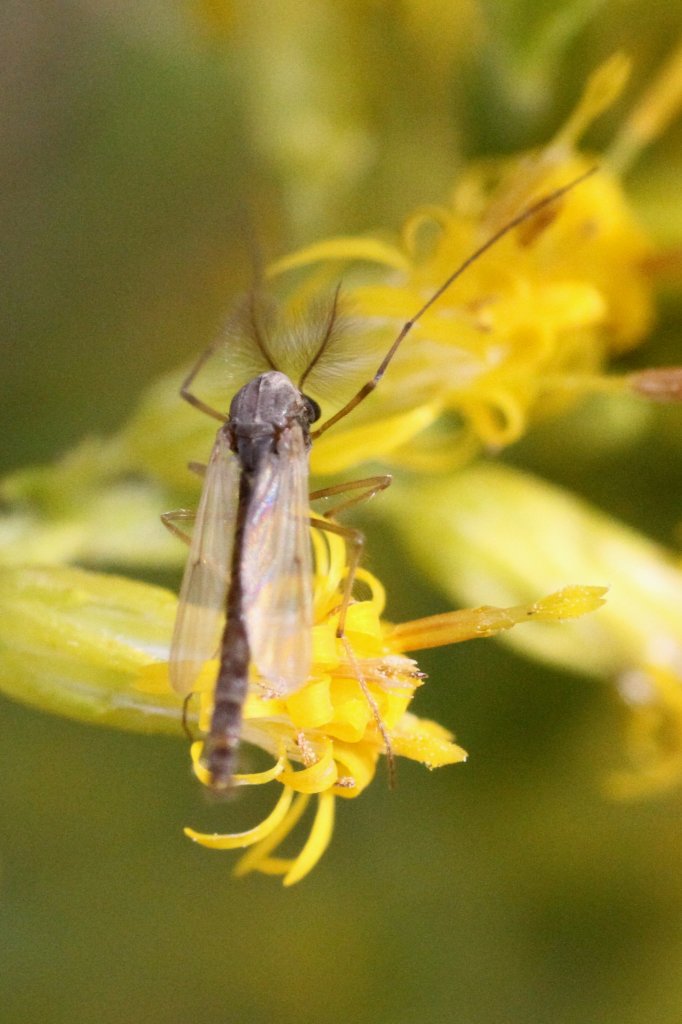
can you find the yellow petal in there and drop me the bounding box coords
[284,792,336,886]
[391,712,468,768]
[268,237,409,278]
[285,678,335,729]
[310,404,442,475]
[234,792,311,877]
[184,785,295,849]
[279,742,339,793]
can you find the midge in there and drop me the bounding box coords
[163,167,596,790]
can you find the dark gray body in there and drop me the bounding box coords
[203,371,317,788]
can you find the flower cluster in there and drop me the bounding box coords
[271,55,658,475]
[2,38,682,884]
[0,533,602,883]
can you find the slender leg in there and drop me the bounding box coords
[160,509,196,546]
[340,635,396,788]
[309,515,364,639]
[308,474,390,635]
[309,473,392,519]
[308,474,395,784]
[187,461,207,478]
[181,693,196,742]
[180,345,229,423]
[308,516,396,788]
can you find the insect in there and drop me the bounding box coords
[163,166,597,791]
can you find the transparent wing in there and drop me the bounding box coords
[242,425,313,695]
[169,431,239,695]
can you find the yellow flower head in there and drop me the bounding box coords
[0,546,603,884]
[138,531,604,885]
[264,54,670,476]
[9,51,678,576]
[172,531,465,885]
[1,42,680,891]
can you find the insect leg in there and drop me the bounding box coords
[340,634,396,789]
[161,508,196,546]
[308,474,390,634]
[309,473,392,519]
[180,345,229,423]
[181,693,197,743]
[309,513,396,787]
[309,515,364,641]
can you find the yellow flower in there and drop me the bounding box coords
[0,533,605,886]
[1,44,680,877]
[608,666,682,800]
[386,463,682,801]
[156,532,605,885]
[3,52,681,573]
[263,53,678,476]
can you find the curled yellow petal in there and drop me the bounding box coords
[331,742,380,796]
[234,792,311,878]
[283,791,336,886]
[184,785,295,850]
[268,237,409,278]
[279,743,339,793]
[286,678,334,729]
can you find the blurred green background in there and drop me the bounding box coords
[2,3,682,1023]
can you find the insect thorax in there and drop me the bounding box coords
[228,371,318,437]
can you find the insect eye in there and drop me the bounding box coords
[303,395,321,423]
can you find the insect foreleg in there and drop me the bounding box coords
[180,344,229,423]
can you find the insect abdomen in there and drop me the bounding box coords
[204,470,253,789]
